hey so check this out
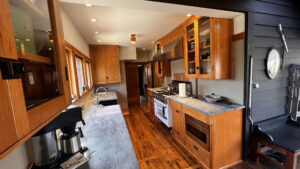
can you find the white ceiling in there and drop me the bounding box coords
[60,0,243,50]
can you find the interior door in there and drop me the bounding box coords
[125,63,140,104]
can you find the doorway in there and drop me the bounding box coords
[125,62,153,105]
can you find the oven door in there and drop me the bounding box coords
[185,114,210,151]
[154,99,169,125]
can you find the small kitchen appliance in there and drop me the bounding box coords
[179,83,187,98]
[31,105,87,169]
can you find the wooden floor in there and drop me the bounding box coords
[124,103,268,169]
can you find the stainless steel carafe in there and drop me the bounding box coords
[31,131,60,167]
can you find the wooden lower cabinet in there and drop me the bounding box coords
[171,100,184,144]
[147,91,154,116]
[170,100,243,169]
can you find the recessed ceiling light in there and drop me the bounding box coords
[94,31,99,34]
[25,38,30,42]
[91,18,96,22]
[85,3,92,7]
[152,41,154,44]
[97,39,102,43]
[48,47,52,51]
[143,48,146,51]
[186,13,192,17]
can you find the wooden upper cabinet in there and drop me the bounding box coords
[90,45,121,84]
[0,0,71,159]
[185,17,233,79]
[0,31,18,154]
[156,61,171,77]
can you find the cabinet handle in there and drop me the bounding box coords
[193,145,198,151]
[177,131,180,135]
[106,76,109,79]
[196,66,199,70]
[176,110,179,113]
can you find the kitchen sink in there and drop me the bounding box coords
[98,99,118,106]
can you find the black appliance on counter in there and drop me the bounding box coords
[31,105,87,169]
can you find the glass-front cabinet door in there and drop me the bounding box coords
[198,17,212,78]
[7,0,70,139]
[9,0,60,108]
[185,22,198,78]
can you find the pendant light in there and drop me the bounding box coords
[130,34,136,43]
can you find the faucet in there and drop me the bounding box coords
[94,87,107,105]
[96,87,107,94]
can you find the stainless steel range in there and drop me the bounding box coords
[153,90,177,128]
[153,80,192,128]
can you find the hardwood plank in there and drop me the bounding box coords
[125,104,200,169]
[125,103,270,169]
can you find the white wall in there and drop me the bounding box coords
[119,46,137,60]
[61,8,90,57]
[0,144,30,169]
[190,40,244,104]
[234,14,245,34]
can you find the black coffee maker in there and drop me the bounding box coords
[31,105,87,169]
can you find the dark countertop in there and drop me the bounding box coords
[168,95,245,115]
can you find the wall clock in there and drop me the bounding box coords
[266,48,281,79]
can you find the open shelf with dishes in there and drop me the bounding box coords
[186,22,197,76]
[184,16,233,79]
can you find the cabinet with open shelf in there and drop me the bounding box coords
[184,16,233,79]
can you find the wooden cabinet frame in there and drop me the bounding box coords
[156,61,171,77]
[0,0,71,159]
[184,17,233,79]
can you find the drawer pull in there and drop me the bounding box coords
[193,145,198,151]
[176,110,179,113]
[177,131,180,135]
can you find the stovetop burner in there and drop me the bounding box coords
[153,90,177,104]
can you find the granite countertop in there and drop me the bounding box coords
[168,95,245,115]
[97,91,118,101]
[77,93,139,169]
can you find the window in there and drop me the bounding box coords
[75,56,85,96]
[85,62,92,89]
[66,49,78,100]
[65,42,92,99]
